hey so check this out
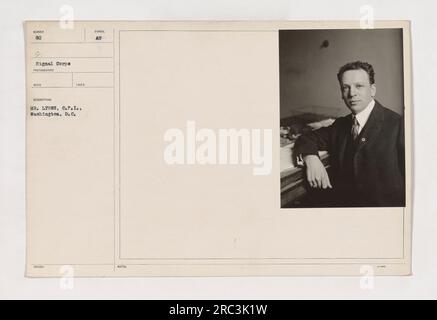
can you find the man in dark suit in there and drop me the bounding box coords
[294,61,405,207]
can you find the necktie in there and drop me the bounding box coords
[351,115,360,140]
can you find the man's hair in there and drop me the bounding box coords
[337,61,375,85]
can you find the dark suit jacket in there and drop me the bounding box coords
[294,101,405,207]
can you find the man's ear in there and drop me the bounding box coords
[370,84,376,98]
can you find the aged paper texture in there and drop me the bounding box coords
[25,21,412,277]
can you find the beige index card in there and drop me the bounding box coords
[25,21,412,277]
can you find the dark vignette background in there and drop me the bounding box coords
[279,28,404,123]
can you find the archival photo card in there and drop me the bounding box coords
[25,21,412,277]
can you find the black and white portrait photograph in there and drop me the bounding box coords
[280,29,406,208]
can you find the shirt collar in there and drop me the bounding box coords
[353,99,375,127]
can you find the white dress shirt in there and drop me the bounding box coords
[353,99,375,135]
[295,99,376,166]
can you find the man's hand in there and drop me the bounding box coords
[303,155,332,189]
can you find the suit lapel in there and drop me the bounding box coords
[337,114,352,168]
[355,101,384,154]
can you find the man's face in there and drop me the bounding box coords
[340,69,376,114]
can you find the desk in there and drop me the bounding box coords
[281,151,330,207]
